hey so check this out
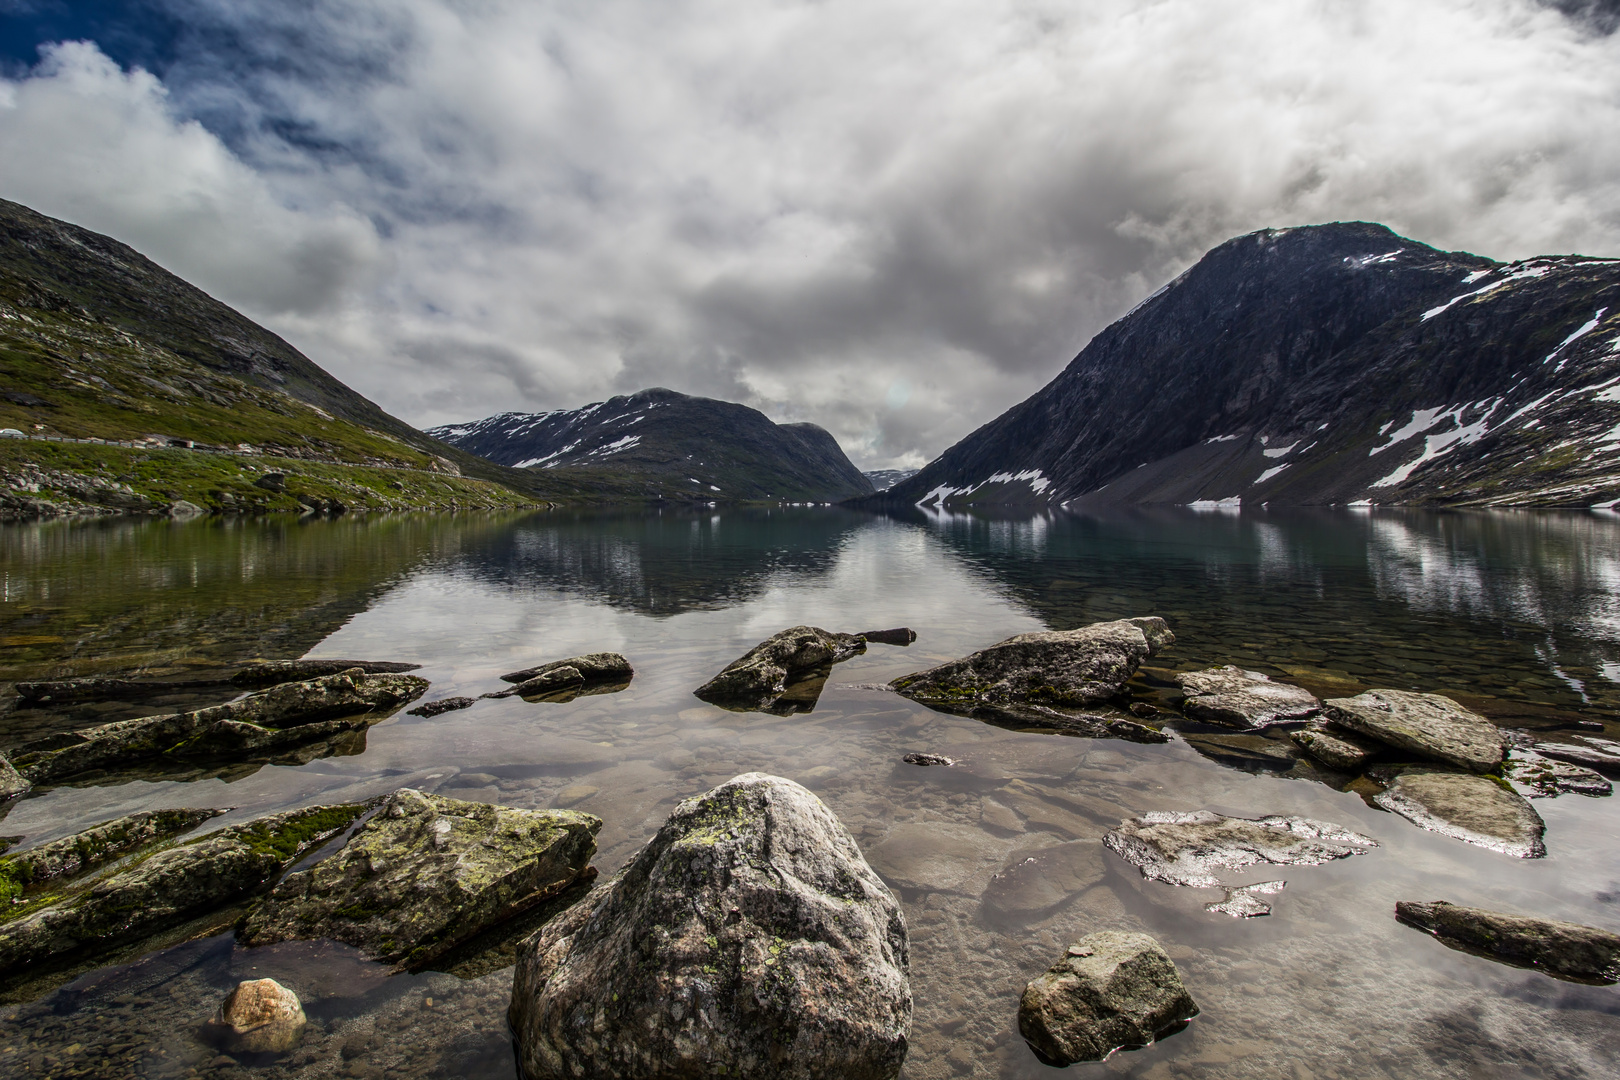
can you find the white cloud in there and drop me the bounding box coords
[4,2,1620,469]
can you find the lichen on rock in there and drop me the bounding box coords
[1104,810,1377,889]
[1324,689,1504,773]
[694,627,866,713]
[1018,931,1198,1065]
[1396,900,1620,984]
[1370,766,1546,857]
[1175,666,1320,729]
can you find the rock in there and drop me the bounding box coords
[239,789,600,971]
[866,820,1004,893]
[1175,667,1320,729]
[1129,702,1159,718]
[1017,931,1198,1066]
[509,666,584,696]
[406,696,476,718]
[508,773,910,1080]
[891,617,1173,713]
[12,671,429,785]
[231,659,421,686]
[1371,767,1545,858]
[901,752,955,767]
[500,653,634,685]
[0,808,225,901]
[1395,900,1620,984]
[694,627,867,710]
[0,752,27,800]
[860,628,917,646]
[1323,689,1504,772]
[0,804,366,979]
[1205,880,1286,918]
[206,978,306,1054]
[15,675,228,704]
[1290,725,1384,771]
[1503,754,1612,798]
[1526,735,1620,776]
[981,841,1107,919]
[167,499,207,517]
[253,472,287,493]
[1103,811,1377,888]
[553,784,598,807]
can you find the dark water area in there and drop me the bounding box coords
[2,505,1619,1079]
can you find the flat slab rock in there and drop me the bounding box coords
[509,773,910,1080]
[1324,689,1504,773]
[1397,900,1620,984]
[1291,725,1385,771]
[1502,754,1612,798]
[494,653,635,699]
[239,789,600,971]
[1527,735,1620,775]
[1371,767,1545,858]
[891,617,1174,711]
[0,808,225,896]
[1103,810,1377,889]
[1018,931,1198,1066]
[231,659,420,686]
[1174,666,1320,729]
[694,627,866,710]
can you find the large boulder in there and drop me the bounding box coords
[508,773,910,1080]
[694,627,867,711]
[1104,810,1377,888]
[1371,767,1545,858]
[1323,689,1504,772]
[239,789,600,971]
[0,803,366,980]
[1018,931,1198,1065]
[1396,900,1620,983]
[891,617,1173,713]
[11,670,428,785]
[1174,666,1320,729]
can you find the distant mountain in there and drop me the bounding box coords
[873,222,1620,509]
[864,469,918,492]
[428,388,874,502]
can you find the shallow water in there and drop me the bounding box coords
[2,506,1619,1079]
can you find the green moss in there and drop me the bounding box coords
[233,803,367,864]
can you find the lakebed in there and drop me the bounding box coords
[1,505,1618,1079]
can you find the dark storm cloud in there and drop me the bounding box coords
[3,0,1620,468]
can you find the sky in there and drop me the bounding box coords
[2,1,1619,469]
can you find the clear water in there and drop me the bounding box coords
[2,506,1618,1079]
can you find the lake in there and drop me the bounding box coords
[2,505,1618,1079]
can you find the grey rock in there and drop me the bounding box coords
[0,808,225,892]
[12,671,428,784]
[205,978,306,1054]
[891,617,1173,712]
[406,696,476,718]
[0,752,26,800]
[1396,900,1620,984]
[1371,766,1546,858]
[901,753,955,767]
[1503,754,1612,798]
[1103,810,1377,888]
[239,789,600,971]
[508,773,910,1080]
[1205,880,1286,918]
[1018,931,1198,1066]
[1290,725,1384,770]
[1175,666,1320,729]
[15,676,226,704]
[859,628,917,646]
[0,803,366,978]
[1527,735,1620,775]
[694,627,866,709]
[500,653,634,684]
[252,472,287,493]
[981,841,1106,920]
[167,499,207,517]
[231,659,421,686]
[1324,689,1504,772]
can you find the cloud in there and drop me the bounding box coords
[4,1,1620,469]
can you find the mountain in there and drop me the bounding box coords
[428,388,874,502]
[875,222,1620,510]
[0,198,590,514]
[864,469,918,491]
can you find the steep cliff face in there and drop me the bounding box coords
[429,388,874,502]
[876,223,1620,509]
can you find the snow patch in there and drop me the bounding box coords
[1421,262,1552,321]
[1205,434,1241,443]
[1255,464,1291,484]
[1262,442,1298,459]
[1544,308,1607,371]
[1186,496,1242,512]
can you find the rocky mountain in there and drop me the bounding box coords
[874,222,1620,510]
[0,197,594,514]
[864,469,918,492]
[429,389,874,502]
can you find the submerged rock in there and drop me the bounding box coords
[694,627,867,711]
[508,773,910,1080]
[239,789,599,971]
[205,978,307,1054]
[1371,767,1545,858]
[1205,880,1287,918]
[1502,753,1612,798]
[0,803,365,981]
[11,671,428,785]
[0,753,26,800]
[0,808,226,900]
[14,675,228,705]
[499,652,634,686]
[1290,725,1384,771]
[1104,811,1377,888]
[1174,666,1320,729]
[231,659,421,686]
[859,628,917,646]
[406,696,476,718]
[1396,900,1620,984]
[981,841,1107,920]
[1324,689,1504,772]
[891,617,1173,714]
[1018,931,1198,1066]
